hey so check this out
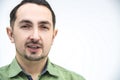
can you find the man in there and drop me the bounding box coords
[0,0,85,80]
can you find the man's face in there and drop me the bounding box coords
[7,3,57,61]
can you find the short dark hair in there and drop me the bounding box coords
[10,0,56,28]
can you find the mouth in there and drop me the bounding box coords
[27,45,40,49]
[26,44,42,53]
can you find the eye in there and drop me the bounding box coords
[20,24,32,30]
[40,25,49,30]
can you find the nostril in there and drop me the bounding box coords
[31,39,39,43]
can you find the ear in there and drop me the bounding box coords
[6,27,14,43]
[53,29,58,39]
[51,29,58,45]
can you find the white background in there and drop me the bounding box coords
[0,0,120,80]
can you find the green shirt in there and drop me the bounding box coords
[0,58,85,80]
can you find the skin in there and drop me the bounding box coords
[6,3,57,80]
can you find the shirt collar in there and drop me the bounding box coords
[8,58,59,78]
[46,59,59,78]
[8,58,22,78]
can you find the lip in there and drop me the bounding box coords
[26,44,42,53]
[27,47,40,53]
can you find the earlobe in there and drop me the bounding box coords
[6,27,14,43]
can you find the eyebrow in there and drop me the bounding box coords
[38,21,51,26]
[19,20,51,26]
[19,20,32,24]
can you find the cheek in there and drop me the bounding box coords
[42,34,53,45]
[13,32,27,47]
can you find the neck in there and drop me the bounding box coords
[16,55,47,76]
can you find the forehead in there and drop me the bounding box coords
[17,3,51,12]
[15,3,52,24]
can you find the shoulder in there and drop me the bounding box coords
[51,63,85,80]
[0,65,10,79]
[0,65,10,73]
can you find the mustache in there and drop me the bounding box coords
[25,40,43,48]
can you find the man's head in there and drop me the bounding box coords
[10,0,56,28]
[7,0,57,61]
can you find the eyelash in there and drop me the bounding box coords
[20,25,49,30]
[20,25,31,29]
[40,25,49,30]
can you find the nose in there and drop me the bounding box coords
[29,29,40,41]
